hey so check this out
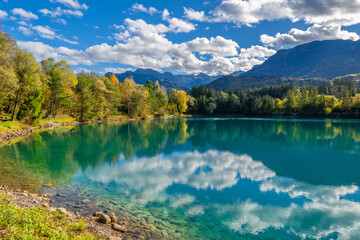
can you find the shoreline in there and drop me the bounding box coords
[0,185,128,240]
[0,115,185,145]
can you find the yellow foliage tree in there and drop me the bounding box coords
[119,78,136,116]
[109,73,120,89]
[169,90,189,116]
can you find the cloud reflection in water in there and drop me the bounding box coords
[79,149,360,239]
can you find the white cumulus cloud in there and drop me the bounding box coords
[50,0,88,10]
[208,0,360,26]
[131,3,158,15]
[0,10,8,19]
[39,7,84,18]
[11,8,38,20]
[261,24,360,49]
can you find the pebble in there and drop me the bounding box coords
[107,237,122,240]
[118,220,129,226]
[42,202,50,208]
[48,207,57,212]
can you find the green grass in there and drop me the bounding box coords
[38,116,77,125]
[0,116,76,136]
[0,194,99,239]
[0,121,26,135]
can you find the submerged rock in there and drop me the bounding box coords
[108,212,118,223]
[112,223,127,232]
[96,212,111,224]
[107,237,122,240]
[117,220,129,226]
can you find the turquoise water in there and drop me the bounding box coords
[2,118,360,239]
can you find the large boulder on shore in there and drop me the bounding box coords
[95,212,111,224]
[108,212,118,223]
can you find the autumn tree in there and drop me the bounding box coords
[91,74,111,119]
[168,90,189,116]
[119,78,136,116]
[103,76,122,116]
[132,86,150,118]
[108,73,120,89]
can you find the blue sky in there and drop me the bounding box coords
[1,0,360,75]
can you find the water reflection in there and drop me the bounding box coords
[82,151,275,202]
[2,118,360,239]
[80,149,360,239]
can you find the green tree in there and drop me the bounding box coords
[11,50,44,122]
[0,31,18,112]
[145,80,168,116]
[285,89,297,113]
[41,59,77,117]
[76,73,93,121]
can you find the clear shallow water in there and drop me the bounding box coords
[2,118,360,239]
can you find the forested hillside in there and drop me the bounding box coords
[189,78,360,117]
[207,75,329,91]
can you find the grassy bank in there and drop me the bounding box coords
[0,193,98,239]
[0,116,76,135]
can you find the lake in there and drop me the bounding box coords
[1,118,360,239]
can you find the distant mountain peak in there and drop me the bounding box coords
[245,39,360,79]
[134,68,160,75]
[106,68,221,91]
[230,70,244,77]
[196,73,209,77]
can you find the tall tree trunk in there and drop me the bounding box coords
[49,98,53,117]
[127,101,130,117]
[80,95,84,121]
[11,94,19,121]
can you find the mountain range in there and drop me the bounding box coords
[106,69,221,91]
[245,39,360,79]
[107,39,360,91]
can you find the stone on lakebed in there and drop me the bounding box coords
[95,212,111,224]
[112,223,127,232]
